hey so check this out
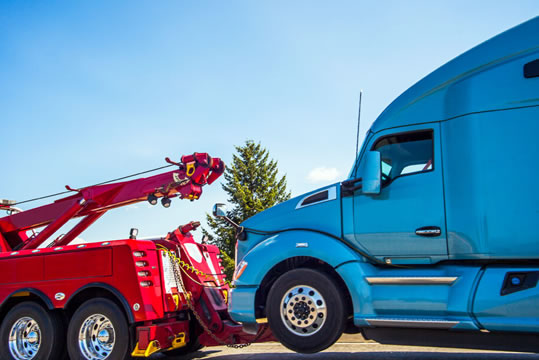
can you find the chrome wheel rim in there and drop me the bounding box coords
[280,285,327,336]
[9,317,41,360]
[78,314,115,360]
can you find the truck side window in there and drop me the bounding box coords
[372,130,433,185]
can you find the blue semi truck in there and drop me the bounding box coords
[215,17,539,353]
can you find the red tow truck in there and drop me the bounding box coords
[0,153,272,360]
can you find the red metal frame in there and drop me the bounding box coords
[0,153,224,252]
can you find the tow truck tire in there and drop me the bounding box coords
[67,298,129,360]
[266,268,346,353]
[0,301,65,360]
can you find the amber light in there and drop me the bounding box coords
[233,260,248,281]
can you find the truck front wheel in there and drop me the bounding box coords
[266,268,346,353]
[67,298,130,360]
[0,301,65,360]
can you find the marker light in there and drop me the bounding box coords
[233,261,248,281]
[140,281,153,287]
[161,197,171,208]
[135,261,148,267]
[147,194,158,205]
[133,251,146,257]
[129,228,138,240]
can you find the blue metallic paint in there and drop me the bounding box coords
[238,184,343,263]
[442,107,539,259]
[474,267,539,332]
[228,286,258,323]
[351,123,448,261]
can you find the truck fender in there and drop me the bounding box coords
[236,231,370,318]
[0,288,54,313]
[238,231,364,285]
[65,282,134,323]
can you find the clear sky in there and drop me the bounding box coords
[1,2,537,243]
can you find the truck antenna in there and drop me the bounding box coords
[355,90,363,156]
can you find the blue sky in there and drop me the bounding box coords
[1,2,537,242]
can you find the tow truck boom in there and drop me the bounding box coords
[0,153,224,252]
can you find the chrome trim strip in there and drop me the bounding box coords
[295,186,337,210]
[365,277,458,285]
[366,319,459,329]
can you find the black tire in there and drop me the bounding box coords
[67,298,130,360]
[0,301,65,360]
[266,268,346,353]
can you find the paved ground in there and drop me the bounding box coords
[161,342,539,360]
[159,335,539,360]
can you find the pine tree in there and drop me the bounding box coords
[203,140,291,278]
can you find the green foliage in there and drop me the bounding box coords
[203,140,291,279]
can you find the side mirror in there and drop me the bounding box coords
[362,151,381,195]
[212,203,242,233]
[212,203,227,218]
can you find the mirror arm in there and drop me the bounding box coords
[223,216,240,229]
[349,184,363,192]
[341,177,363,197]
[342,177,362,187]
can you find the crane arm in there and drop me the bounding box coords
[0,153,224,251]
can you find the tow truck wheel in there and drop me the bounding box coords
[266,268,346,353]
[67,298,129,360]
[0,301,65,360]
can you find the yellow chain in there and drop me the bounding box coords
[156,244,235,288]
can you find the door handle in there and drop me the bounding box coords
[415,226,441,237]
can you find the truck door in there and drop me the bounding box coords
[352,123,448,263]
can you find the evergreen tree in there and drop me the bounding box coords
[203,140,291,278]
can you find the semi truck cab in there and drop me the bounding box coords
[225,17,539,353]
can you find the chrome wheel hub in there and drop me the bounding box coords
[78,314,115,360]
[280,285,327,336]
[9,317,41,360]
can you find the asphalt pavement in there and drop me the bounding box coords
[159,335,539,360]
